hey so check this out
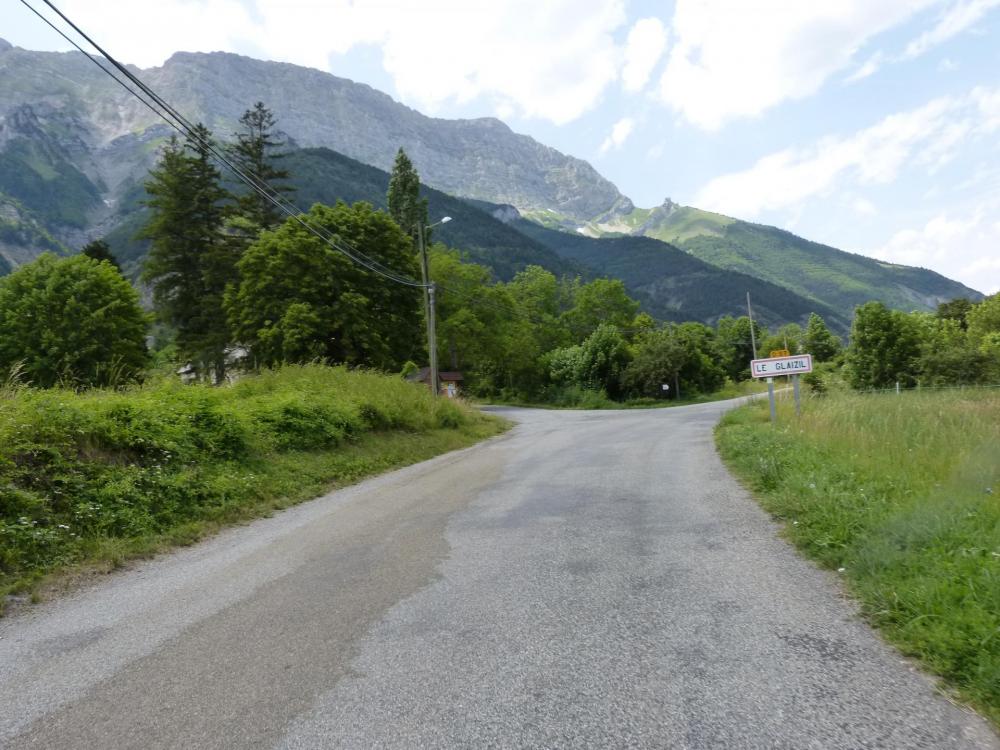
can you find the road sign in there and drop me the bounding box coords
[751,353,813,379]
[769,348,790,358]
[661,384,670,391]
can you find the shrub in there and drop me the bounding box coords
[0,253,149,388]
[0,365,489,599]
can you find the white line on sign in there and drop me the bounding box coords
[750,353,813,379]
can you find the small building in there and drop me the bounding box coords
[407,367,464,398]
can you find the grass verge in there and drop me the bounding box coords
[0,365,508,612]
[715,390,1000,726]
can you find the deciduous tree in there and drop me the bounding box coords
[846,302,920,389]
[226,201,422,370]
[561,278,639,341]
[802,313,841,361]
[0,254,148,387]
[714,315,760,381]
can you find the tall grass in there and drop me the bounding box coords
[716,390,1000,724]
[0,365,506,609]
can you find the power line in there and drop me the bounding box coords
[22,0,425,288]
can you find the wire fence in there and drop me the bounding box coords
[856,382,1000,396]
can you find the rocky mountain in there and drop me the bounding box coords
[0,39,982,326]
[0,40,624,229]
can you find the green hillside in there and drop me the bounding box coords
[281,148,851,330]
[284,148,583,281]
[105,147,583,282]
[0,195,65,270]
[513,219,850,332]
[0,138,102,228]
[679,221,981,312]
[639,204,734,243]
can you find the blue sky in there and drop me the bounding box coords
[6,0,1000,293]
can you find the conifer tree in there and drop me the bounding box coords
[229,102,293,231]
[80,239,121,272]
[141,125,231,381]
[387,148,428,238]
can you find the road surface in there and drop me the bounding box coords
[2,401,997,749]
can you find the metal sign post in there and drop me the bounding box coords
[767,377,776,423]
[751,353,813,424]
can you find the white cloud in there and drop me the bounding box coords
[45,0,629,125]
[600,117,635,153]
[843,1,997,83]
[657,0,940,130]
[694,87,999,217]
[974,86,1000,131]
[903,0,1000,59]
[621,17,668,92]
[845,52,885,83]
[872,211,1000,294]
[33,0,259,68]
[852,197,877,216]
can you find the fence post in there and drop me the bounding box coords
[896,381,900,395]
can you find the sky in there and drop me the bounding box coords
[6,0,1000,294]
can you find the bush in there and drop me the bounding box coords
[0,253,149,388]
[0,365,494,600]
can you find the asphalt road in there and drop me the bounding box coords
[2,401,997,749]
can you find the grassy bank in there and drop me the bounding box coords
[716,390,1000,724]
[0,365,507,610]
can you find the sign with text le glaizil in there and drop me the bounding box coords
[751,353,813,379]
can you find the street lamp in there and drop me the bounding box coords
[417,216,452,396]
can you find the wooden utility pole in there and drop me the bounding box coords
[747,291,758,360]
[428,283,439,397]
[417,217,451,396]
[416,224,438,396]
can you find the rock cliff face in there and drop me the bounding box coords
[0,41,623,227]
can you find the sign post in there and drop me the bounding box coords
[751,353,813,423]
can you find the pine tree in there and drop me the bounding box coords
[80,239,122,272]
[386,148,427,239]
[141,125,231,381]
[228,102,293,231]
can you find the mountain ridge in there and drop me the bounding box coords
[0,40,982,324]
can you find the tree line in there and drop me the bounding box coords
[0,102,995,399]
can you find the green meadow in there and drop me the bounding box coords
[717,389,1000,724]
